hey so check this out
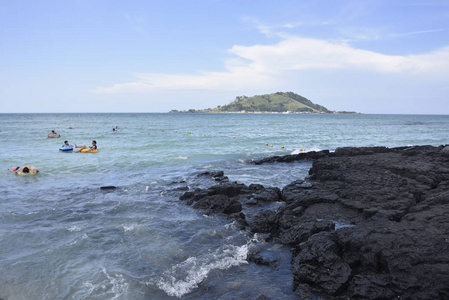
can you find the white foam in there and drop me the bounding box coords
[224,220,237,230]
[82,268,129,300]
[252,233,267,243]
[123,223,141,232]
[67,240,77,246]
[103,268,129,300]
[67,225,84,232]
[156,244,248,298]
[172,156,187,160]
[291,146,323,155]
[291,149,301,155]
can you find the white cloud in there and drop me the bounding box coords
[229,37,409,73]
[93,68,273,94]
[92,35,449,95]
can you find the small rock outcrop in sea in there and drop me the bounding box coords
[100,186,117,190]
[179,145,449,299]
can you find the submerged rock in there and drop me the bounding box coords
[197,170,228,181]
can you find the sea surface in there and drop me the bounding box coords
[0,113,448,299]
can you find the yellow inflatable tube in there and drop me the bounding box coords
[14,166,39,176]
[80,148,99,153]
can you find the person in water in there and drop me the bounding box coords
[75,140,97,152]
[12,166,25,173]
[12,166,36,174]
[63,140,73,147]
[48,130,60,137]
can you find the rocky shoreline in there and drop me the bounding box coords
[179,145,449,299]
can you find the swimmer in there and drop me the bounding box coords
[75,140,97,152]
[62,140,73,147]
[10,166,38,174]
[47,130,60,138]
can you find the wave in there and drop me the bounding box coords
[290,145,323,154]
[155,243,249,298]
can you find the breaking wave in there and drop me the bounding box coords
[156,243,249,298]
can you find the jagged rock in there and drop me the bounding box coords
[333,146,390,156]
[250,187,284,203]
[251,150,330,164]
[179,145,449,299]
[190,194,242,215]
[197,170,225,178]
[245,210,278,234]
[288,145,449,299]
[293,232,352,295]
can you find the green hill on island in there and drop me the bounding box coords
[170,92,356,114]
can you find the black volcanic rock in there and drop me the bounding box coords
[100,186,117,190]
[289,145,449,299]
[251,150,330,164]
[178,145,449,299]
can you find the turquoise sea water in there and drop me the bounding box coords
[0,113,448,299]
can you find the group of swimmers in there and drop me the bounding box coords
[10,131,99,176]
[52,130,98,153]
[62,140,98,152]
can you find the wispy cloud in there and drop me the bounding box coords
[394,28,448,37]
[334,26,449,45]
[241,17,297,37]
[241,16,329,38]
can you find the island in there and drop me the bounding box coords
[169,92,358,114]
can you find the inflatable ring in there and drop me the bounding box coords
[16,166,39,176]
[80,148,99,153]
[47,134,61,138]
[59,146,73,151]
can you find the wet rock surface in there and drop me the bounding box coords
[180,145,449,299]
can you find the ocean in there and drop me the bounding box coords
[1,113,448,299]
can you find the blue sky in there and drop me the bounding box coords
[1,0,449,113]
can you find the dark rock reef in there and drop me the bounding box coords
[180,145,449,299]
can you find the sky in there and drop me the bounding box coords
[1,0,449,114]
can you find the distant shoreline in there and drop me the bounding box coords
[169,110,360,114]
